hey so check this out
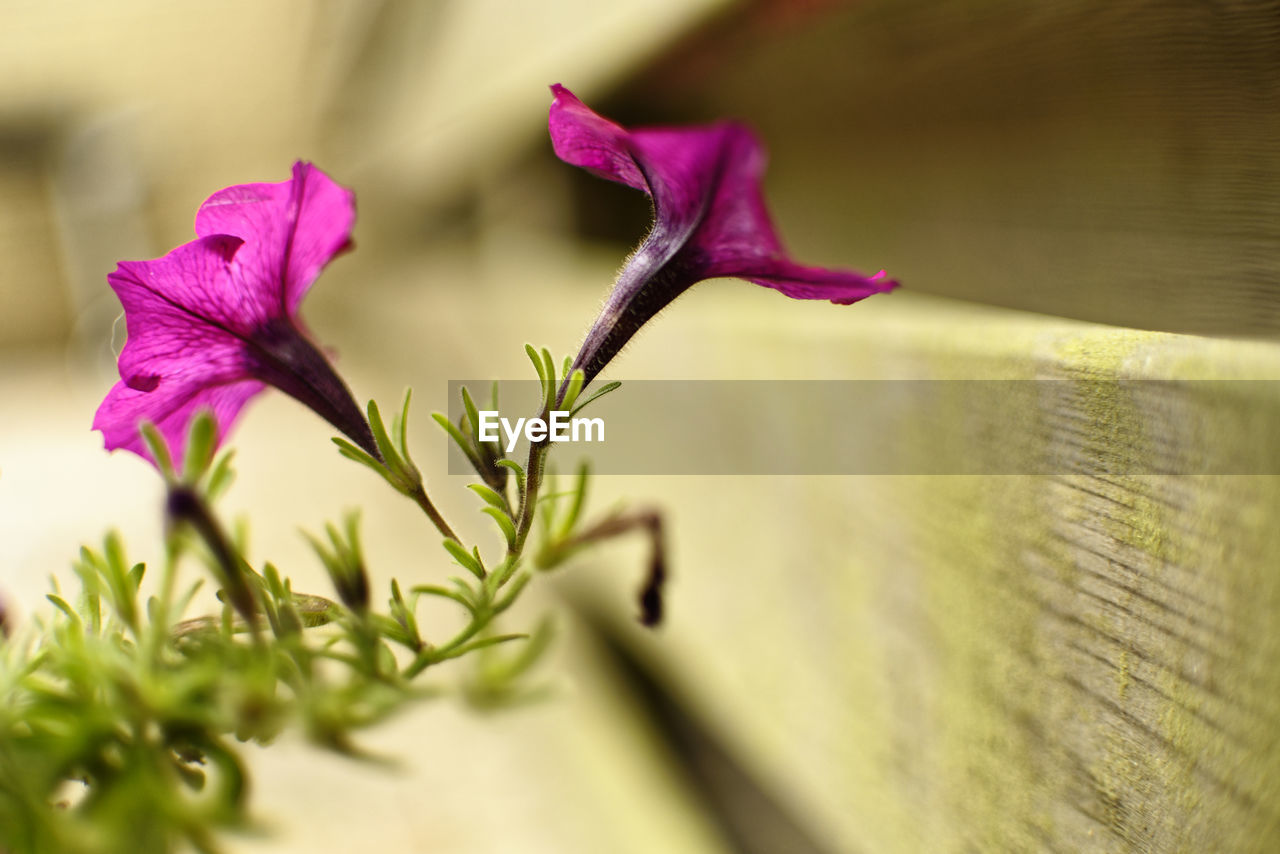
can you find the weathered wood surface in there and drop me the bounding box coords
[558,290,1280,853]
[607,0,1280,338]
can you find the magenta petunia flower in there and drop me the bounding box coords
[93,162,379,465]
[549,84,898,383]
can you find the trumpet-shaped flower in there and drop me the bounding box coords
[93,162,378,465]
[549,84,898,383]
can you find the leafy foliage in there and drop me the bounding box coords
[2,354,661,854]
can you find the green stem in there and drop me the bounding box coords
[407,483,460,543]
[147,545,181,665]
[404,617,487,678]
[512,436,550,555]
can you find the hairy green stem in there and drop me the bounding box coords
[407,482,460,543]
[512,437,550,555]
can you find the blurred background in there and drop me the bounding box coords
[4,1,1280,852]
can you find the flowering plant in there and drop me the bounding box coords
[0,87,893,854]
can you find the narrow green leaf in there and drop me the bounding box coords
[498,555,524,587]
[183,409,218,482]
[460,386,481,438]
[492,570,531,613]
[231,517,251,556]
[46,594,79,625]
[138,421,175,480]
[497,459,526,503]
[345,511,364,564]
[559,460,590,538]
[366,399,401,467]
[539,347,556,408]
[262,561,285,598]
[369,613,412,647]
[411,584,479,616]
[276,597,304,638]
[524,344,547,387]
[536,469,560,541]
[569,381,622,417]
[205,451,237,500]
[442,539,485,580]
[467,483,508,510]
[332,437,382,473]
[377,640,400,676]
[439,633,528,660]
[432,412,484,470]
[104,531,127,578]
[394,387,414,461]
[482,506,517,546]
[560,368,586,413]
[146,595,162,630]
[389,578,421,647]
[488,613,554,682]
[81,579,102,634]
[324,521,348,563]
[174,578,206,620]
[448,576,477,599]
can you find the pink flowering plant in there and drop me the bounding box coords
[548,85,894,384]
[93,162,381,464]
[0,87,894,854]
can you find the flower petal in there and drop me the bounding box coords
[93,376,265,463]
[549,84,647,192]
[550,86,898,384]
[109,235,263,382]
[97,241,264,460]
[629,124,769,259]
[194,161,354,315]
[551,86,754,265]
[730,259,898,305]
[97,163,372,467]
[101,203,377,464]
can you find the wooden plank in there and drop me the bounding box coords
[559,290,1280,853]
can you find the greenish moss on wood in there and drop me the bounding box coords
[571,293,1280,853]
